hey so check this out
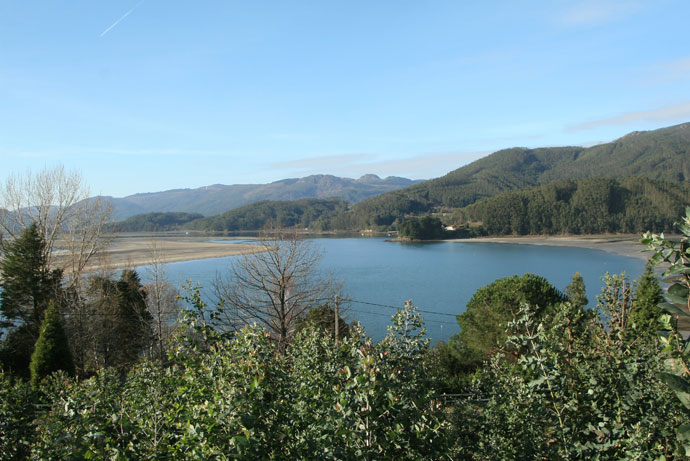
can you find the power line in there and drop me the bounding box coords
[343,298,458,318]
[50,295,459,323]
[348,308,450,325]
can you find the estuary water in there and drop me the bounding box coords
[148,237,646,343]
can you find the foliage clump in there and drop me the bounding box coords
[30,301,75,390]
[0,223,62,377]
[29,298,450,459]
[453,274,686,458]
[565,271,588,307]
[642,206,690,455]
[398,216,445,240]
[295,303,350,340]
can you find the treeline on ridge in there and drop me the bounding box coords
[333,122,690,230]
[110,177,690,236]
[184,198,349,232]
[457,177,690,235]
[106,123,690,234]
[106,212,204,232]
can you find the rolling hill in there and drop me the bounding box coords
[343,122,690,229]
[102,174,422,221]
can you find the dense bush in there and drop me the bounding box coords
[398,216,445,240]
[453,275,686,458]
[28,300,450,459]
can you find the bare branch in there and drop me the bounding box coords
[0,165,113,288]
[213,229,341,352]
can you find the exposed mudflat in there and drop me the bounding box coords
[453,235,651,261]
[78,235,263,272]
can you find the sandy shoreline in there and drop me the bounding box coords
[450,235,651,261]
[77,236,263,272]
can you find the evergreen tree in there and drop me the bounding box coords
[630,261,665,332]
[0,223,62,377]
[115,270,152,367]
[565,272,588,308]
[87,270,152,371]
[29,301,74,389]
[448,274,567,382]
[0,223,55,330]
[295,304,350,339]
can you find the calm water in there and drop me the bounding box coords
[144,238,646,343]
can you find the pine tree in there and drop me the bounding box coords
[0,223,54,330]
[0,223,62,377]
[630,261,665,332]
[114,270,152,368]
[565,272,588,308]
[87,269,152,371]
[29,301,74,390]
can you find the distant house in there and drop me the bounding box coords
[444,225,456,231]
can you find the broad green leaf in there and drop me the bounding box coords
[528,376,546,387]
[658,302,690,318]
[659,373,690,409]
[666,265,690,276]
[659,372,690,394]
[678,423,690,442]
[665,294,690,307]
[669,284,690,298]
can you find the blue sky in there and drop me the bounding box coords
[1,1,689,197]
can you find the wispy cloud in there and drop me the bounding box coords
[273,154,371,170]
[100,0,144,37]
[0,146,231,160]
[642,57,690,85]
[568,101,690,131]
[272,151,491,180]
[0,148,53,159]
[91,147,187,156]
[88,147,236,157]
[556,1,641,27]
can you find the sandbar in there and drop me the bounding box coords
[79,235,263,272]
[450,235,652,261]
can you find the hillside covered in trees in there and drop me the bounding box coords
[106,212,204,232]
[457,177,690,235]
[101,174,421,221]
[107,122,690,235]
[339,122,690,230]
[185,198,349,232]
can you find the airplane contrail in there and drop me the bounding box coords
[100,0,144,37]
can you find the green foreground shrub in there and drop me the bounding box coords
[31,301,450,459]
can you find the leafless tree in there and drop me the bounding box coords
[0,165,113,288]
[144,239,180,363]
[213,230,340,352]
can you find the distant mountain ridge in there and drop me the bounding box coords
[106,122,690,234]
[344,122,690,229]
[103,174,423,220]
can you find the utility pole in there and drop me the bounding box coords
[334,295,339,345]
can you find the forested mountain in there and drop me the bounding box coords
[457,177,690,235]
[101,174,421,220]
[343,122,690,229]
[108,123,690,234]
[106,212,204,232]
[185,198,349,232]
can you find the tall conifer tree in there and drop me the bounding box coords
[0,223,61,377]
[630,261,665,332]
[565,272,588,308]
[30,301,74,389]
